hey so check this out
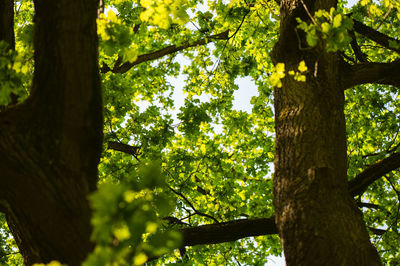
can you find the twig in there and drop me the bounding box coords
[299,0,317,25]
[167,184,220,223]
[228,9,251,40]
[376,5,393,30]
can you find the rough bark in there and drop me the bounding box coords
[0,0,14,50]
[271,0,381,265]
[0,0,102,265]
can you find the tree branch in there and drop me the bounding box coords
[101,30,229,74]
[368,227,386,236]
[353,19,400,54]
[177,151,400,245]
[109,143,400,247]
[349,152,400,197]
[180,217,277,247]
[108,141,141,157]
[167,185,220,224]
[176,167,398,247]
[176,148,400,246]
[349,30,368,62]
[342,60,400,89]
[357,202,380,210]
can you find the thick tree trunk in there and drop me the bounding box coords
[272,0,381,265]
[0,0,14,50]
[0,0,102,265]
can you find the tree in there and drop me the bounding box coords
[0,0,400,265]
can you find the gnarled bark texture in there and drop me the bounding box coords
[271,0,381,265]
[0,0,102,265]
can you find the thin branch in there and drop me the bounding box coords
[167,184,220,224]
[342,60,400,89]
[384,175,400,234]
[101,30,229,74]
[352,19,400,54]
[349,152,400,197]
[0,251,20,259]
[228,8,250,40]
[299,0,317,25]
[376,5,392,30]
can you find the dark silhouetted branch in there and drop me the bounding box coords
[357,202,380,210]
[180,217,277,246]
[349,152,400,197]
[342,60,400,88]
[349,30,368,62]
[353,19,400,54]
[368,227,386,235]
[101,30,229,74]
[109,144,399,248]
[108,141,141,156]
[167,185,220,224]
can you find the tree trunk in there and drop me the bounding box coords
[0,0,102,265]
[272,0,382,265]
[0,0,14,50]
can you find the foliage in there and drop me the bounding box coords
[0,41,28,105]
[296,7,353,51]
[0,214,23,265]
[1,0,400,265]
[85,161,181,265]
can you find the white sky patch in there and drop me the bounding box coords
[233,77,259,113]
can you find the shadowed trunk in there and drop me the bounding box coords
[0,0,102,265]
[0,0,14,50]
[271,0,381,265]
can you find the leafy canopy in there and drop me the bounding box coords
[1,0,400,265]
